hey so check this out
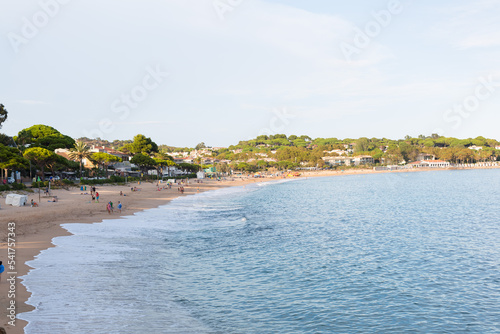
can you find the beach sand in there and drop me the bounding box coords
[0,166,497,333]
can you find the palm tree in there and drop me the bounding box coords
[68,141,91,178]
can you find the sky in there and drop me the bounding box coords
[1,0,500,147]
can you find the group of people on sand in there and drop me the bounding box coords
[89,186,100,203]
[178,186,185,194]
[86,185,123,214]
[156,182,172,191]
[106,200,122,214]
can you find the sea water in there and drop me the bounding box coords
[19,170,500,333]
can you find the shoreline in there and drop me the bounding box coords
[0,177,262,333]
[1,166,499,333]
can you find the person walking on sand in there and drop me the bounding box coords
[96,191,99,203]
[117,201,122,213]
[106,202,112,214]
[0,261,4,282]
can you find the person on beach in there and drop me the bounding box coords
[0,261,4,281]
[117,201,122,213]
[96,192,99,203]
[106,202,112,214]
[109,201,114,212]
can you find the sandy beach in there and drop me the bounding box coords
[0,166,498,333]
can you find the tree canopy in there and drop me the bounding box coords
[0,133,14,146]
[195,142,206,150]
[92,152,122,170]
[68,141,92,177]
[124,134,159,155]
[0,104,7,129]
[23,147,58,180]
[16,124,75,151]
[130,153,156,168]
[0,144,27,170]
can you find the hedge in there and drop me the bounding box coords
[79,176,140,185]
[0,183,26,191]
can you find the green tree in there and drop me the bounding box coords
[23,147,57,181]
[125,134,159,155]
[178,162,198,173]
[91,152,122,174]
[130,153,156,177]
[355,137,371,152]
[399,141,420,162]
[384,147,403,165]
[299,135,312,142]
[0,144,28,182]
[195,142,206,150]
[0,133,14,146]
[0,104,7,129]
[153,158,176,179]
[216,162,229,174]
[68,141,92,178]
[16,124,75,151]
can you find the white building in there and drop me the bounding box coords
[322,155,374,166]
[351,155,375,166]
[407,160,450,168]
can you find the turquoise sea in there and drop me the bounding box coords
[20,169,500,333]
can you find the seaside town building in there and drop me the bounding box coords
[407,160,451,168]
[322,155,374,166]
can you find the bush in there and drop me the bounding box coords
[80,176,140,185]
[164,174,197,180]
[11,183,26,190]
[0,183,26,191]
[80,179,108,185]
